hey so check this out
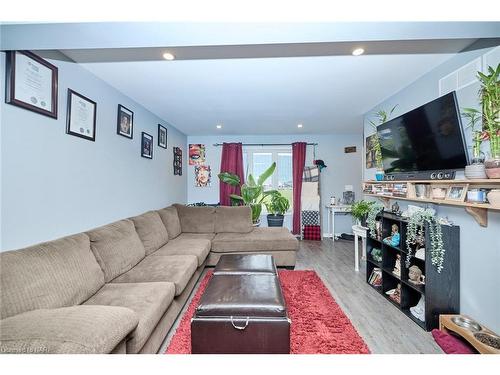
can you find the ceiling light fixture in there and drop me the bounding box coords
[216,124,222,129]
[162,52,175,61]
[297,123,303,128]
[352,48,365,56]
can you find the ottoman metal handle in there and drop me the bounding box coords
[230,316,249,330]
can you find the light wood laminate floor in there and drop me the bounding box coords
[159,238,442,354]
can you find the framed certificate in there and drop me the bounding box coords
[66,89,97,141]
[5,51,58,118]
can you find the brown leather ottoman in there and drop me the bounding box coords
[191,256,290,354]
[213,254,277,275]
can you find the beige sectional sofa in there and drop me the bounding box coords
[0,205,298,354]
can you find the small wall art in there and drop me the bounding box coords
[189,144,206,165]
[141,132,153,159]
[117,104,133,139]
[66,89,97,141]
[195,165,211,187]
[173,147,183,175]
[158,124,167,149]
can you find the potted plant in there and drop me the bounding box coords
[462,107,487,179]
[218,162,277,225]
[369,105,398,181]
[350,200,374,227]
[477,64,499,178]
[265,191,290,227]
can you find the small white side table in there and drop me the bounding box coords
[352,224,368,272]
[325,204,352,241]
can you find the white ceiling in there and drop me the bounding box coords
[81,53,454,135]
[4,22,496,136]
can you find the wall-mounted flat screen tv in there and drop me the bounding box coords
[377,92,468,174]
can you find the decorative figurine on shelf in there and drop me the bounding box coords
[383,224,400,247]
[408,265,426,285]
[391,202,401,216]
[385,283,401,304]
[375,221,383,241]
[371,248,382,263]
[392,254,401,277]
[410,295,426,322]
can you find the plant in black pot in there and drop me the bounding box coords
[350,200,374,227]
[265,192,290,227]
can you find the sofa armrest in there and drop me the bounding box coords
[0,305,138,354]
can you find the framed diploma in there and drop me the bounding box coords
[66,89,97,141]
[5,51,58,118]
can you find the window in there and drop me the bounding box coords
[242,147,293,211]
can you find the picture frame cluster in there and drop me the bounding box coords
[5,50,183,175]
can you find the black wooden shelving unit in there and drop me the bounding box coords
[366,211,460,331]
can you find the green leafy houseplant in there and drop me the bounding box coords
[369,105,398,170]
[350,200,374,226]
[405,209,445,273]
[265,191,290,227]
[218,162,277,224]
[478,64,500,159]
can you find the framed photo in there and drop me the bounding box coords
[5,51,58,118]
[446,184,468,202]
[195,165,211,187]
[66,89,97,141]
[141,132,153,159]
[117,105,133,139]
[430,185,447,200]
[158,124,167,148]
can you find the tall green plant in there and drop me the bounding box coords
[462,107,483,160]
[218,162,277,223]
[477,64,500,158]
[368,105,398,168]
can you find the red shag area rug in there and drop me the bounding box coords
[165,270,370,354]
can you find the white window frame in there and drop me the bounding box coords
[242,146,293,213]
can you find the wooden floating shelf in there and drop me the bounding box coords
[363,179,500,227]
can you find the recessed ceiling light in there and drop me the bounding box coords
[352,48,364,56]
[297,123,303,128]
[216,124,222,129]
[162,52,175,61]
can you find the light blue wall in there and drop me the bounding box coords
[363,46,500,332]
[187,134,362,235]
[0,53,187,251]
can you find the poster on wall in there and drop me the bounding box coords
[365,134,378,169]
[189,144,206,165]
[195,165,211,187]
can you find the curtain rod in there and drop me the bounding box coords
[212,143,318,147]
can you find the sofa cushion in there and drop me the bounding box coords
[84,282,175,353]
[174,204,215,233]
[111,255,198,296]
[157,206,182,239]
[151,238,210,266]
[177,233,215,241]
[130,211,169,255]
[215,206,252,233]
[0,305,138,354]
[0,233,104,319]
[87,219,146,282]
[212,227,299,253]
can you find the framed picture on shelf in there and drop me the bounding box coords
[158,125,167,148]
[430,185,447,200]
[446,184,468,202]
[117,105,133,139]
[66,89,97,141]
[5,51,58,118]
[141,132,153,159]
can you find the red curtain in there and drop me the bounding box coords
[219,142,245,206]
[292,142,307,235]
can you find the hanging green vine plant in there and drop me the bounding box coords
[367,202,384,239]
[405,209,445,273]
